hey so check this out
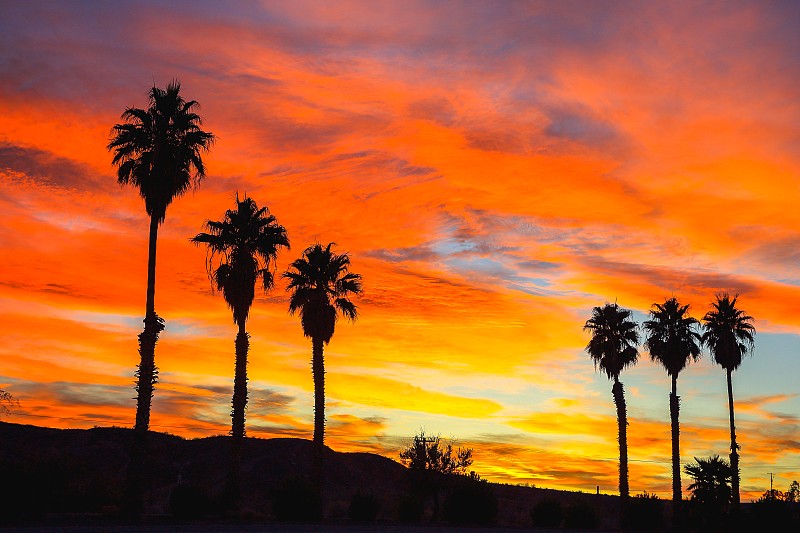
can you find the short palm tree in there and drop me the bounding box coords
[685,455,732,518]
[108,81,214,434]
[584,303,640,500]
[108,81,213,515]
[643,297,701,513]
[192,195,289,438]
[701,293,755,508]
[284,243,362,452]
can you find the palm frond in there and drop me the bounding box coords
[284,243,363,340]
[192,195,288,325]
[643,297,702,376]
[701,293,756,372]
[583,302,640,381]
[108,81,215,223]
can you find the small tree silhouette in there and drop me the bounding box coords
[399,431,473,475]
[787,480,800,503]
[399,430,474,522]
[685,454,732,528]
[0,389,18,417]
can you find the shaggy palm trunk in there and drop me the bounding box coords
[670,375,682,524]
[612,377,629,500]
[727,368,740,509]
[231,323,250,439]
[312,337,325,484]
[127,214,164,517]
[224,323,249,513]
[135,215,163,432]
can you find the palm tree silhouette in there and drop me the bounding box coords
[643,297,701,516]
[108,81,213,514]
[192,195,289,438]
[701,293,755,509]
[284,243,362,460]
[584,303,640,500]
[685,454,732,525]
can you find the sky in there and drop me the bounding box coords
[0,0,798,500]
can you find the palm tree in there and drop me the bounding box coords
[192,195,289,438]
[108,81,214,434]
[643,297,701,514]
[701,293,755,509]
[284,243,362,453]
[685,455,732,524]
[108,81,213,514]
[584,303,640,500]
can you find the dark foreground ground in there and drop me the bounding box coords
[0,422,622,529]
[3,422,798,531]
[2,521,611,533]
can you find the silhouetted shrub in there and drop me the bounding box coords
[748,497,800,530]
[442,479,498,525]
[531,497,563,528]
[169,484,211,519]
[397,493,424,522]
[271,477,322,521]
[349,491,380,522]
[564,500,599,529]
[624,492,663,531]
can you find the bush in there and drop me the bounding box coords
[748,497,800,530]
[564,500,599,529]
[531,497,563,528]
[442,479,498,525]
[349,491,380,522]
[397,493,424,522]
[270,477,322,521]
[169,484,211,519]
[624,492,663,531]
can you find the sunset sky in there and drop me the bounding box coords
[1,1,798,500]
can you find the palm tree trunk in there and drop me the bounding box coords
[126,214,164,517]
[312,337,326,447]
[612,377,629,500]
[231,323,249,439]
[134,214,164,432]
[727,368,740,509]
[222,323,249,515]
[670,374,682,523]
[311,336,325,489]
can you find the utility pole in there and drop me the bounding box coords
[769,472,774,493]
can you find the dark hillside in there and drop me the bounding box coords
[0,422,623,528]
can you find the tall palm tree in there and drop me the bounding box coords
[192,195,289,438]
[284,243,362,452]
[643,297,701,514]
[584,303,640,500]
[108,81,214,434]
[701,293,755,509]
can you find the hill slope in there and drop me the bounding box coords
[0,422,619,527]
